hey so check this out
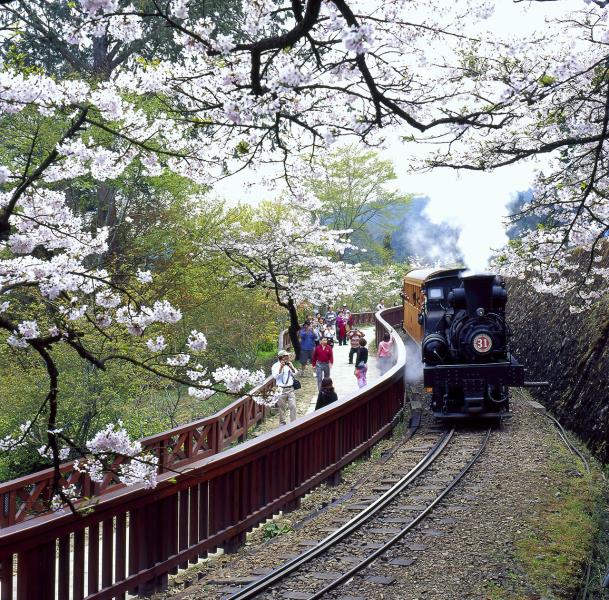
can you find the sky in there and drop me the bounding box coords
[216,0,583,271]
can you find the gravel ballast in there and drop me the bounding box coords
[154,391,606,600]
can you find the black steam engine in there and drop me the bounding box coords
[403,268,524,418]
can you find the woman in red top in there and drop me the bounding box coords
[336,310,347,346]
[312,336,334,391]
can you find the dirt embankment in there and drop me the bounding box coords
[507,278,609,463]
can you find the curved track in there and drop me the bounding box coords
[229,425,493,600]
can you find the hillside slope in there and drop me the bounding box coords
[507,278,609,462]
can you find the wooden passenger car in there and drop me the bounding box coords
[402,267,457,343]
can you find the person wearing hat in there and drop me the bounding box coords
[272,350,298,425]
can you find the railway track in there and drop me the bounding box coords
[225,424,493,600]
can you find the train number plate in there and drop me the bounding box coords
[473,333,492,353]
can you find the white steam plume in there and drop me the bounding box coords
[397,165,537,271]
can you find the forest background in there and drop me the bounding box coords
[0,128,414,482]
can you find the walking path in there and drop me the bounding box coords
[254,326,379,436]
[300,325,378,414]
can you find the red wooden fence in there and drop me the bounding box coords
[0,313,372,529]
[0,308,404,600]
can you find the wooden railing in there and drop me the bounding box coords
[0,312,377,529]
[0,308,405,600]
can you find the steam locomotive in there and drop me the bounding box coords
[403,267,524,418]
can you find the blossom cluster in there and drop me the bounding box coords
[210,207,363,308]
[74,422,159,489]
[212,366,266,393]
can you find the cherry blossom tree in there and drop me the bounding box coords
[206,204,362,358]
[421,2,609,312]
[1,0,606,504]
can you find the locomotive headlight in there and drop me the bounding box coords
[476,307,486,316]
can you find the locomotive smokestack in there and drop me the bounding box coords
[461,274,495,318]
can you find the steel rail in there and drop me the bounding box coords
[308,426,493,599]
[228,427,456,600]
[294,404,422,531]
[544,412,590,474]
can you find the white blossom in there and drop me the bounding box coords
[0,166,10,183]
[188,386,214,400]
[136,269,153,284]
[186,330,208,351]
[166,353,190,366]
[342,23,375,54]
[146,336,167,352]
[212,366,264,393]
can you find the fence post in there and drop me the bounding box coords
[17,541,55,600]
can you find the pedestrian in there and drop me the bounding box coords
[336,310,347,346]
[325,305,337,328]
[315,377,338,410]
[347,328,363,364]
[377,332,394,375]
[299,321,317,375]
[271,350,298,425]
[346,310,354,331]
[323,322,336,346]
[315,317,325,345]
[354,338,369,388]
[376,298,385,312]
[312,336,334,391]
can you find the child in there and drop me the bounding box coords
[323,323,336,346]
[315,377,338,410]
[377,332,394,375]
[347,329,363,364]
[354,338,368,388]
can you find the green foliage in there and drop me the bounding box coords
[261,520,293,540]
[538,73,556,87]
[345,263,409,311]
[308,145,411,264]
[512,437,603,599]
[0,187,283,482]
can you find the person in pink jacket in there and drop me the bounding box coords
[377,332,394,375]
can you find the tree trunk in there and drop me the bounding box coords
[93,37,121,259]
[287,300,302,360]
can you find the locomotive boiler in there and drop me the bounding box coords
[403,267,524,418]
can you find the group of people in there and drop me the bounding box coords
[300,304,354,348]
[271,300,394,426]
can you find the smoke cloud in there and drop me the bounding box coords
[390,196,462,266]
[391,162,537,271]
[403,335,423,382]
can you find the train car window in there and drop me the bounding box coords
[428,287,443,300]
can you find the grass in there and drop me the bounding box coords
[261,520,293,540]
[487,432,606,600]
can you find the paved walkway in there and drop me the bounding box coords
[299,325,379,414]
[253,326,379,436]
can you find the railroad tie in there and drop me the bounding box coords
[405,543,428,551]
[283,592,314,600]
[312,571,344,580]
[365,575,396,585]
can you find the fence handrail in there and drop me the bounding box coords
[0,312,380,525]
[0,307,405,600]
[0,306,404,556]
